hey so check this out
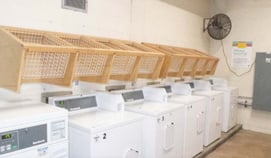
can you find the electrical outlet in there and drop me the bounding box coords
[238,97,252,106]
[266,58,271,63]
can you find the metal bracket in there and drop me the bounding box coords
[203,18,211,32]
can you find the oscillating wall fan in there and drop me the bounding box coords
[204,13,232,40]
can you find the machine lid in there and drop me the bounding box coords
[125,101,184,117]
[193,90,223,96]
[169,95,206,104]
[213,86,238,91]
[68,110,142,133]
[0,103,67,127]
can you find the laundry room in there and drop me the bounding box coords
[0,0,271,158]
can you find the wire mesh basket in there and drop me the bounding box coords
[142,43,219,78]
[171,48,208,76]
[53,33,117,83]
[84,37,164,81]
[142,43,202,78]
[181,48,219,76]
[0,26,77,91]
[23,52,70,79]
[55,34,145,81]
[110,40,164,79]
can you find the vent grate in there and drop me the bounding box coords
[62,0,87,12]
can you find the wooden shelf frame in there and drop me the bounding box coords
[55,33,164,82]
[0,26,78,92]
[172,47,219,76]
[108,40,165,80]
[0,26,166,92]
[170,47,219,76]
[0,25,217,92]
[142,43,219,78]
[142,43,200,78]
[52,33,118,83]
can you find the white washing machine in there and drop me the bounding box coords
[0,101,69,158]
[109,88,185,158]
[49,94,143,158]
[192,80,224,146]
[208,78,239,132]
[158,83,206,158]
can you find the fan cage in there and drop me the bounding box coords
[207,13,232,40]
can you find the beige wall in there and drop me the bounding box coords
[0,0,132,39]
[161,0,211,17]
[210,0,271,134]
[131,0,210,52]
[0,0,209,51]
[211,0,271,97]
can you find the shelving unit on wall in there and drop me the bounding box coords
[142,43,219,78]
[175,48,219,76]
[51,33,117,83]
[0,26,166,92]
[83,37,164,81]
[0,25,217,92]
[194,50,219,75]
[106,40,165,80]
[142,43,200,78]
[53,34,165,82]
[0,26,78,92]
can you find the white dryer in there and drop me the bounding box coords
[49,94,143,158]
[192,80,224,146]
[208,78,238,132]
[0,101,69,158]
[109,88,185,158]
[161,83,207,158]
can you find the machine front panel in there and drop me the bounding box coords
[0,124,47,155]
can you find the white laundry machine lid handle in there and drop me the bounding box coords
[197,112,205,134]
[163,122,175,151]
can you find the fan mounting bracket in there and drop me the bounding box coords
[203,18,211,32]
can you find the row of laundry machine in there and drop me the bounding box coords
[0,77,238,158]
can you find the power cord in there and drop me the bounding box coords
[220,40,255,77]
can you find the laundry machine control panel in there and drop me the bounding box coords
[54,96,97,111]
[0,124,47,155]
[121,90,144,103]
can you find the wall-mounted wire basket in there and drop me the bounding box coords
[87,37,165,81]
[109,40,165,80]
[142,43,219,78]
[0,26,77,91]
